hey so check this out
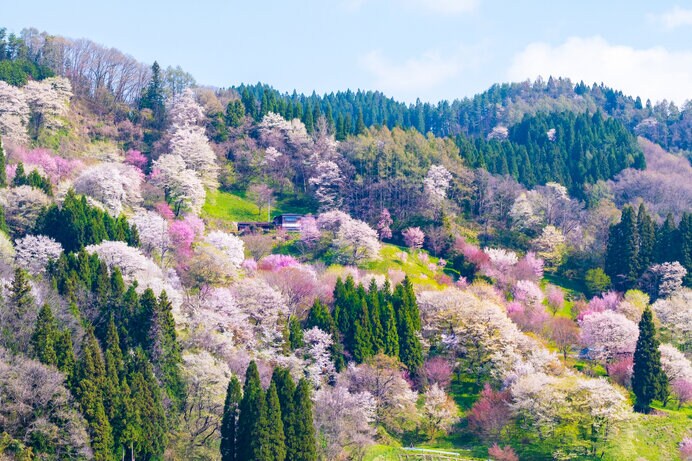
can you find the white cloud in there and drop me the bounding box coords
[343,0,478,14]
[656,6,692,29]
[358,49,461,97]
[508,36,692,104]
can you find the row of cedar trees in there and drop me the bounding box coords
[605,203,692,289]
[301,275,425,383]
[30,248,184,461]
[220,363,316,461]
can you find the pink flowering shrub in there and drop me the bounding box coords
[514,251,544,281]
[680,438,692,461]
[241,258,258,273]
[155,201,175,220]
[5,163,17,182]
[488,444,518,461]
[607,356,633,387]
[505,301,524,315]
[125,149,148,171]
[513,280,544,306]
[8,146,82,182]
[579,291,621,320]
[425,357,453,389]
[258,254,300,271]
[672,379,692,409]
[546,286,565,312]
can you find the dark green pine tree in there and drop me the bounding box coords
[305,300,345,370]
[237,361,266,461]
[13,161,26,186]
[55,329,76,382]
[221,376,242,461]
[128,348,167,459]
[139,61,166,129]
[259,382,286,461]
[605,205,640,288]
[637,203,656,273]
[150,291,185,407]
[655,213,680,264]
[679,213,692,286]
[271,368,297,460]
[31,303,58,366]
[367,278,384,353]
[75,329,114,461]
[632,307,666,413]
[381,302,400,357]
[398,310,424,385]
[355,108,366,134]
[291,379,317,461]
[136,288,157,349]
[288,317,304,350]
[0,203,8,234]
[0,137,6,187]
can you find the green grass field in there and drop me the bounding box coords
[202,189,316,224]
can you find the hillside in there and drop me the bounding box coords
[0,25,690,461]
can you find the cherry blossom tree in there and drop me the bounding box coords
[671,379,692,409]
[168,126,218,188]
[231,277,288,350]
[423,164,452,209]
[420,383,458,439]
[0,185,51,234]
[131,210,171,260]
[652,289,692,350]
[531,225,567,270]
[659,344,692,383]
[14,235,63,275]
[377,208,393,240]
[73,162,143,215]
[301,327,336,387]
[298,216,321,250]
[204,231,245,270]
[9,146,82,183]
[0,81,30,144]
[332,216,381,264]
[24,77,72,132]
[169,214,205,258]
[579,310,639,363]
[125,149,148,171]
[488,444,519,461]
[468,384,512,441]
[647,262,687,298]
[309,160,343,211]
[150,154,206,215]
[402,227,425,252]
[313,385,376,461]
[424,357,453,389]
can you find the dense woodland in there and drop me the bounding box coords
[0,26,691,461]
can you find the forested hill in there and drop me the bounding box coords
[235,80,692,151]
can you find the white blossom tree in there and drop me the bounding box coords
[423,164,453,209]
[579,310,639,363]
[151,154,206,214]
[14,235,63,275]
[659,343,692,382]
[0,81,30,144]
[652,288,692,350]
[130,210,171,260]
[24,76,72,132]
[333,217,381,264]
[531,225,567,270]
[73,162,143,215]
[308,160,343,211]
[232,277,288,351]
[204,231,245,270]
[649,262,687,298]
[0,186,51,235]
[420,383,459,439]
[301,327,336,387]
[313,385,376,460]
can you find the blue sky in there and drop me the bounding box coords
[4,0,692,104]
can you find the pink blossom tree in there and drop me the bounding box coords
[402,227,425,252]
[376,208,393,240]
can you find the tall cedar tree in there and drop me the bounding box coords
[260,382,286,461]
[237,361,265,461]
[150,291,185,407]
[75,329,115,461]
[605,206,640,288]
[632,307,666,413]
[271,368,297,460]
[31,303,58,366]
[139,61,166,130]
[292,379,317,461]
[637,204,656,273]
[221,376,242,461]
[655,214,680,263]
